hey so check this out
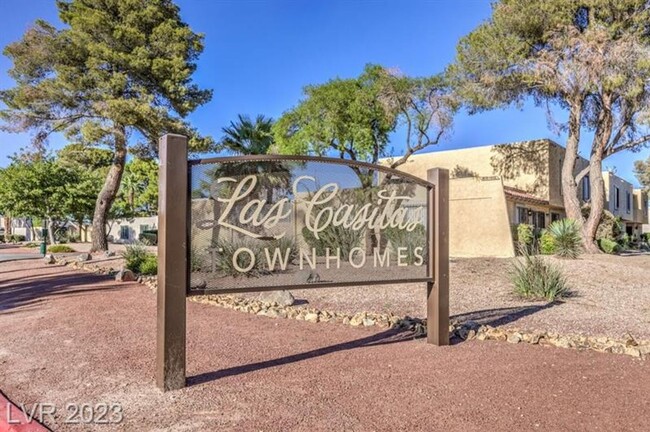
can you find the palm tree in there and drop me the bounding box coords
[217,114,275,155]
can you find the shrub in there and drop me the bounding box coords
[516,223,534,251]
[511,252,570,301]
[302,224,364,260]
[121,243,150,273]
[24,242,40,248]
[618,233,631,250]
[213,239,267,277]
[383,224,426,264]
[47,245,76,253]
[539,230,556,255]
[139,230,158,246]
[547,219,582,259]
[139,254,158,275]
[10,234,26,243]
[598,238,619,254]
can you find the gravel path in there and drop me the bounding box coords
[0,258,649,431]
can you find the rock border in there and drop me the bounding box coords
[60,258,649,359]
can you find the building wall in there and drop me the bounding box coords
[448,177,515,257]
[603,172,635,222]
[632,189,649,225]
[106,216,158,244]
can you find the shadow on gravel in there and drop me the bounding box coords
[188,327,420,387]
[0,270,123,312]
[451,302,561,328]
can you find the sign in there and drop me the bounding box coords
[188,156,431,294]
[155,134,449,392]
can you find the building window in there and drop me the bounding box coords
[120,226,129,240]
[626,191,631,213]
[517,207,528,224]
[551,212,561,222]
[614,186,620,209]
[535,212,546,230]
[582,175,590,201]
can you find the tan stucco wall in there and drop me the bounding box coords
[448,177,515,257]
[632,189,649,225]
[603,172,635,222]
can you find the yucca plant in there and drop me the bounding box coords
[511,250,570,301]
[547,218,582,259]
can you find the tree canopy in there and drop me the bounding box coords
[635,156,650,191]
[273,64,456,174]
[0,0,213,250]
[447,0,650,251]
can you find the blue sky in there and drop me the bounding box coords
[0,0,647,186]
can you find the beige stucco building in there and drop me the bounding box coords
[602,171,648,239]
[387,139,647,257]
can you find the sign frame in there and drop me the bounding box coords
[156,134,449,391]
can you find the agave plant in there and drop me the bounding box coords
[547,218,582,259]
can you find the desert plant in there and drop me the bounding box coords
[383,224,426,264]
[618,233,631,250]
[139,254,158,275]
[511,252,569,301]
[213,239,267,277]
[516,223,534,251]
[47,245,76,253]
[302,224,364,260]
[138,230,158,246]
[547,219,582,259]
[539,230,556,255]
[121,243,150,273]
[598,238,620,254]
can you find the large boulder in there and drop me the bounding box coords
[258,290,295,307]
[115,268,136,282]
[44,254,56,265]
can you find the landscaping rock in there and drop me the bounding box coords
[258,290,295,307]
[104,250,116,258]
[304,313,319,323]
[115,269,136,282]
[77,253,92,262]
[44,254,56,265]
[190,278,207,290]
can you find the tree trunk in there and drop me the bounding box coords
[47,217,56,245]
[561,103,583,222]
[90,126,127,252]
[582,160,605,253]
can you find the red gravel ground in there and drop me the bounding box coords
[0,256,649,431]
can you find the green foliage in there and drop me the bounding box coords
[634,156,650,191]
[213,239,267,278]
[118,159,159,217]
[516,224,534,249]
[539,230,556,255]
[10,235,25,243]
[618,233,631,250]
[1,0,214,249]
[138,230,158,246]
[121,243,151,274]
[591,209,624,241]
[598,238,620,254]
[511,252,570,302]
[218,114,275,155]
[139,254,158,276]
[273,64,455,177]
[383,224,426,264]
[24,242,40,248]
[47,245,76,253]
[547,219,582,259]
[302,225,364,261]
